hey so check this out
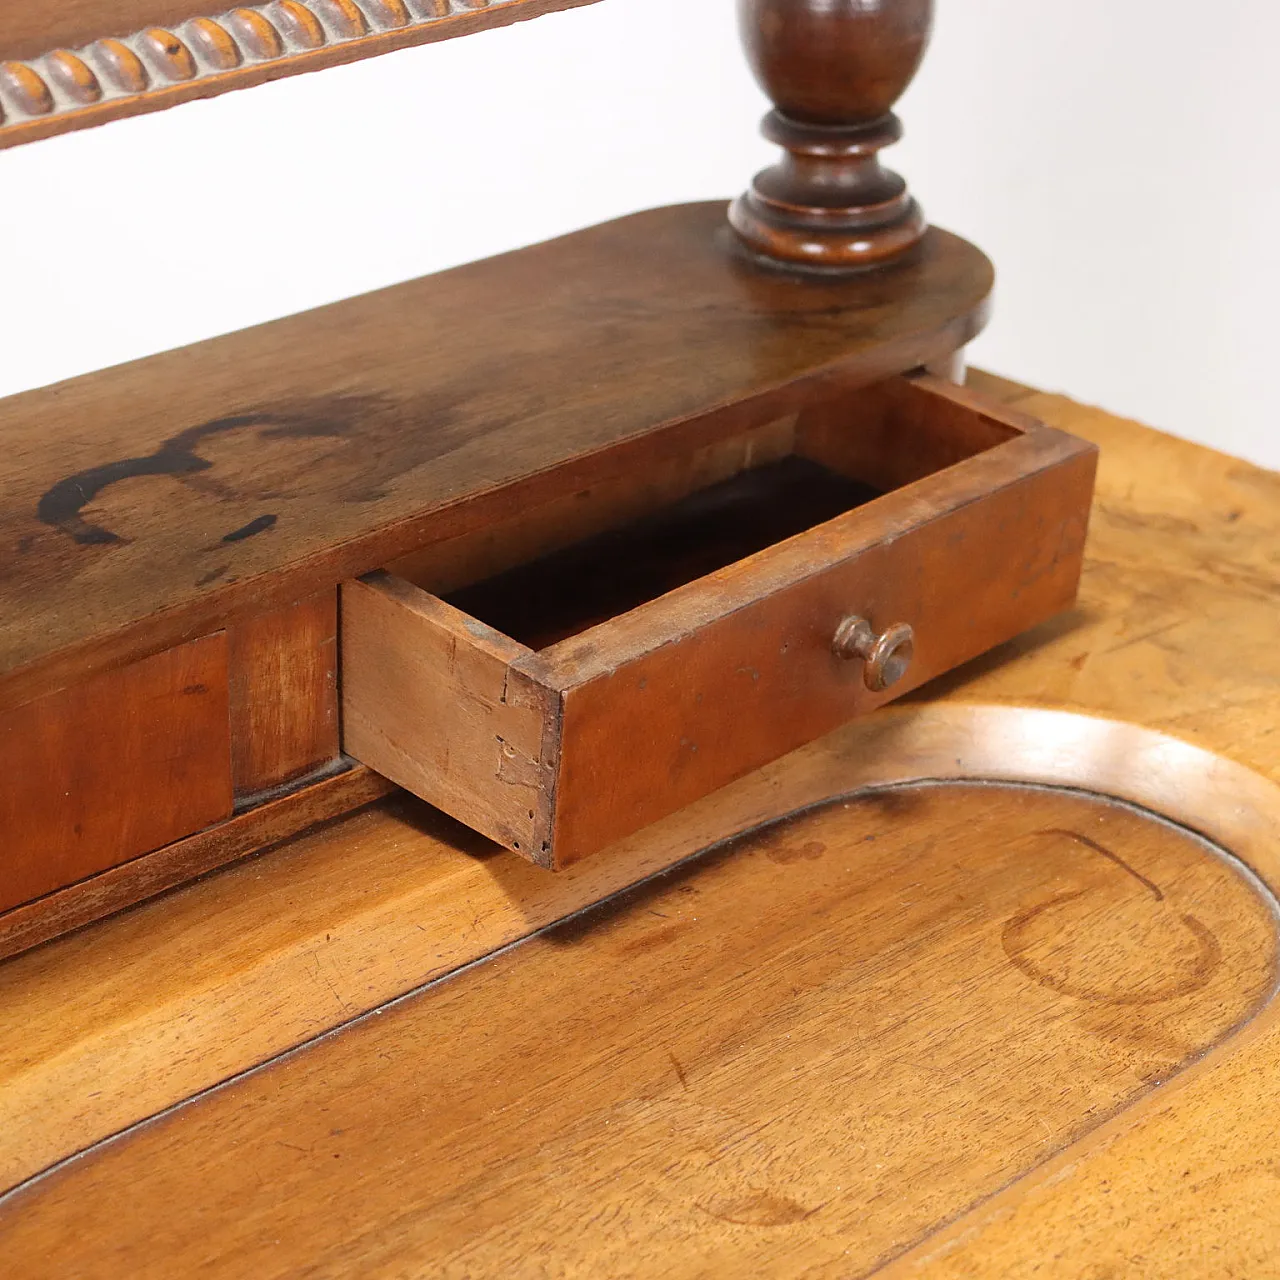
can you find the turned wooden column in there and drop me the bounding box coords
[730,0,934,270]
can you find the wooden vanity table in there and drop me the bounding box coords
[1,3,1276,1276]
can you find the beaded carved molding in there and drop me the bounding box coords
[0,0,598,148]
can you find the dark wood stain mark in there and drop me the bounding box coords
[618,922,688,957]
[766,839,828,866]
[857,788,929,819]
[1002,891,1222,1006]
[222,514,278,543]
[36,399,378,547]
[698,1191,821,1228]
[196,564,231,587]
[668,1051,689,1092]
[1036,827,1165,900]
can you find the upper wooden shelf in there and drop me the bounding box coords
[0,0,601,149]
[0,201,991,713]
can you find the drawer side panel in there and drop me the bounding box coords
[341,574,553,857]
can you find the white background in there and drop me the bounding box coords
[0,0,1276,464]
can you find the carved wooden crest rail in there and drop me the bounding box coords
[0,0,601,148]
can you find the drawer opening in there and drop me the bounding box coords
[443,456,880,651]
[389,375,1021,653]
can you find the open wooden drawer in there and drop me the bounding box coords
[341,373,1097,867]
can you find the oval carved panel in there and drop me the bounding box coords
[2,781,1274,1276]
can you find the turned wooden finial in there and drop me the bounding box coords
[730,0,934,270]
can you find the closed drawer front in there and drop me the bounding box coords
[341,374,1097,867]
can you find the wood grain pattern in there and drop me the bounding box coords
[873,378,1280,1280]
[228,590,338,800]
[4,382,1278,1274]
[0,701,1273,1208]
[0,0,603,149]
[0,204,992,716]
[0,634,231,913]
[0,783,1272,1277]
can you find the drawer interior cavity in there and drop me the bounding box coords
[387,375,1020,652]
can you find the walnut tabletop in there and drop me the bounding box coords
[2,375,1279,1277]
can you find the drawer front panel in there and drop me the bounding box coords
[545,433,1096,864]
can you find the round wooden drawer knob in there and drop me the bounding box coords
[833,616,915,692]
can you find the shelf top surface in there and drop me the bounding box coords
[0,201,992,707]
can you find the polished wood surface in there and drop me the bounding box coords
[3,783,1274,1278]
[0,634,231,912]
[0,0,603,150]
[0,583,355,952]
[3,702,1277,1211]
[3,379,1278,1274]
[0,204,992,716]
[731,0,932,267]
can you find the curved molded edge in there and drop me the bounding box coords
[0,702,1276,1202]
[0,0,603,150]
[870,712,1280,1277]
